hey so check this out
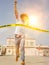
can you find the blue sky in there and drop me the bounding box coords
[0,0,49,45]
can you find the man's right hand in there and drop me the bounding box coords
[14,0,17,4]
[15,34,22,38]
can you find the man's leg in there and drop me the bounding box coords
[16,43,20,61]
[20,38,25,65]
[15,36,21,61]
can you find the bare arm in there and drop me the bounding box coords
[14,0,19,19]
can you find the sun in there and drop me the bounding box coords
[29,15,39,26]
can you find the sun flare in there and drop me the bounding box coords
[29,15,39,26]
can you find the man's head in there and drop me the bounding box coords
[20,13,29,24]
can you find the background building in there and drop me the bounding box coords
[3,37,49,56]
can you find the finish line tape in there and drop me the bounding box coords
[0,24,49,33]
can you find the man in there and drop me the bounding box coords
[14,0,29,65]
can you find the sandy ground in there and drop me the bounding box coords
[0,56,49,65]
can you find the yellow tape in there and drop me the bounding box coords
[0,24,49,33]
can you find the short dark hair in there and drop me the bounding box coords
[20,13,28,19]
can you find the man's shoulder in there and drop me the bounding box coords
[16,20,22,24]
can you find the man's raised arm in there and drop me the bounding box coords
[14,0,19,19]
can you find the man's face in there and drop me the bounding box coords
[21,16,29,24]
